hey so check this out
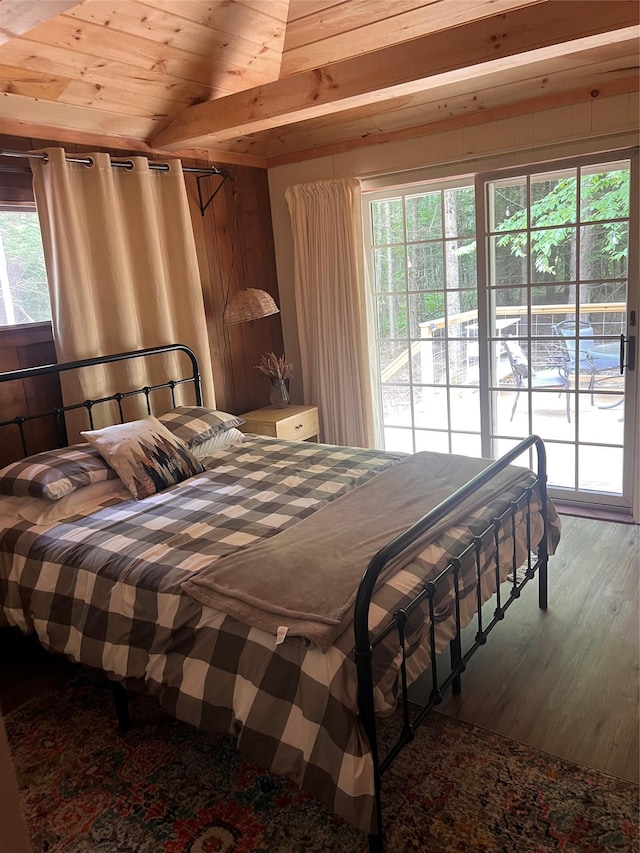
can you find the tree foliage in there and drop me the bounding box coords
[0,211,51,324]
[495,170,629,280]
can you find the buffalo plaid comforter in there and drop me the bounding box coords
[0,436,558,833]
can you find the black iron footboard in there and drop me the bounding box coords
[354,435,549,853]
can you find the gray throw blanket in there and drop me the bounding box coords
[182,451,532,650]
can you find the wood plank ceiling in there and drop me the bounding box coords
[0,0,638,167]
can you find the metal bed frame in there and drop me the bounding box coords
[0,343,550,853]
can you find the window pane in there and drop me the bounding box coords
[376,294,407,339]
[531,227,576,283]
[0,210,50,326]
[580,222,628,280]
[373,246,406,292]
[488,177,527,232]
[444,187,475,237]
[371,198,404,245]
[489,235,528,285]
[405,192,442,240]
[408,292,445,338]
[408,243,443,291]
[580,163,629,222]
[446,239,476,289]
[531,170,577,227]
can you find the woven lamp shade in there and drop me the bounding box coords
[223,288,280,324]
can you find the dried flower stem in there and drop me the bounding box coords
[255,352,293,381]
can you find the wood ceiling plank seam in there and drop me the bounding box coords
[2,33,270,95]
[54,81,185,120]
[66,0,283,76]
[0,64,71,101]
[0,0,81,45]
[281,0,548,70]
[0,91,165,138]
[240,0,290,24]
[57,14,276,88]
[136,0,288,45]
[1,36,228,106]
[152,4,640,149]
[286,0,354,23]
[264,76,640,166]
[282,0,435,52]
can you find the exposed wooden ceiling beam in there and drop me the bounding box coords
[152,1,639,151]
[265,76,640,167]
[0,1,83,46]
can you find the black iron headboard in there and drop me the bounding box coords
[0,343,202,459]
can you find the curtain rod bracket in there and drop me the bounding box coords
[197,172,230,216]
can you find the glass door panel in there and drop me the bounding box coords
[483,155,635,511]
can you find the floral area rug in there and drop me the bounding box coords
[5,669,639,853]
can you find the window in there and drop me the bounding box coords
[0,205,51,326]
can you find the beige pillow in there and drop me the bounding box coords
[81,417,205,500]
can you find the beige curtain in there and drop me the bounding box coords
[31,148,215,435]
[285,177,375,447]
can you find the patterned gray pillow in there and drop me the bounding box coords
[158,406,245,448]
[0,443,117,501]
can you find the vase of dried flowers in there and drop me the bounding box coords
[256,352,293,409]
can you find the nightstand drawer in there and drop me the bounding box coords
[240,405,319,442]
[273,407,319,441]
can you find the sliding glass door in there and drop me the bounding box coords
[364,149,637,515]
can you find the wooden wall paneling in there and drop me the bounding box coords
[189,162,284,416]
[231,165,284,412]
[0,344,26,467]
[17,336,61,456]
[217,172,246,414]
[185,162,235,413]
[0,324,61,465]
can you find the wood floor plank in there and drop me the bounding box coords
[434,515,639,783]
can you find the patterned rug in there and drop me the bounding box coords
[5,669,638,853]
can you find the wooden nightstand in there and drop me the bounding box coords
[240,405,319,442]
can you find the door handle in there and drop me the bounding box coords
[620,333,636,373]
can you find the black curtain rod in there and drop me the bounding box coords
[0,148,230,177]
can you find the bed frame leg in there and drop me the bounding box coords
[110,681,131,733]
[538,559,548,610]
[449,637,462,695]
[368,831,384,852]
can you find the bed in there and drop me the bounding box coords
[0,343,561,852]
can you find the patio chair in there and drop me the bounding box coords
[552,320,594,371]
[552,320,618,404]
[502,339,571,422]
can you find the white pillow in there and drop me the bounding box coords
[190,427,245,460]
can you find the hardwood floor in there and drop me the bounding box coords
[434,515,640,784]
[1,516,638,785]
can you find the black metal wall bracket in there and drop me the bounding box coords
[197,171,231,216]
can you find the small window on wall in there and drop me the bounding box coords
[0,205,51,326]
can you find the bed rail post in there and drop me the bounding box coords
[533,437,549,610]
